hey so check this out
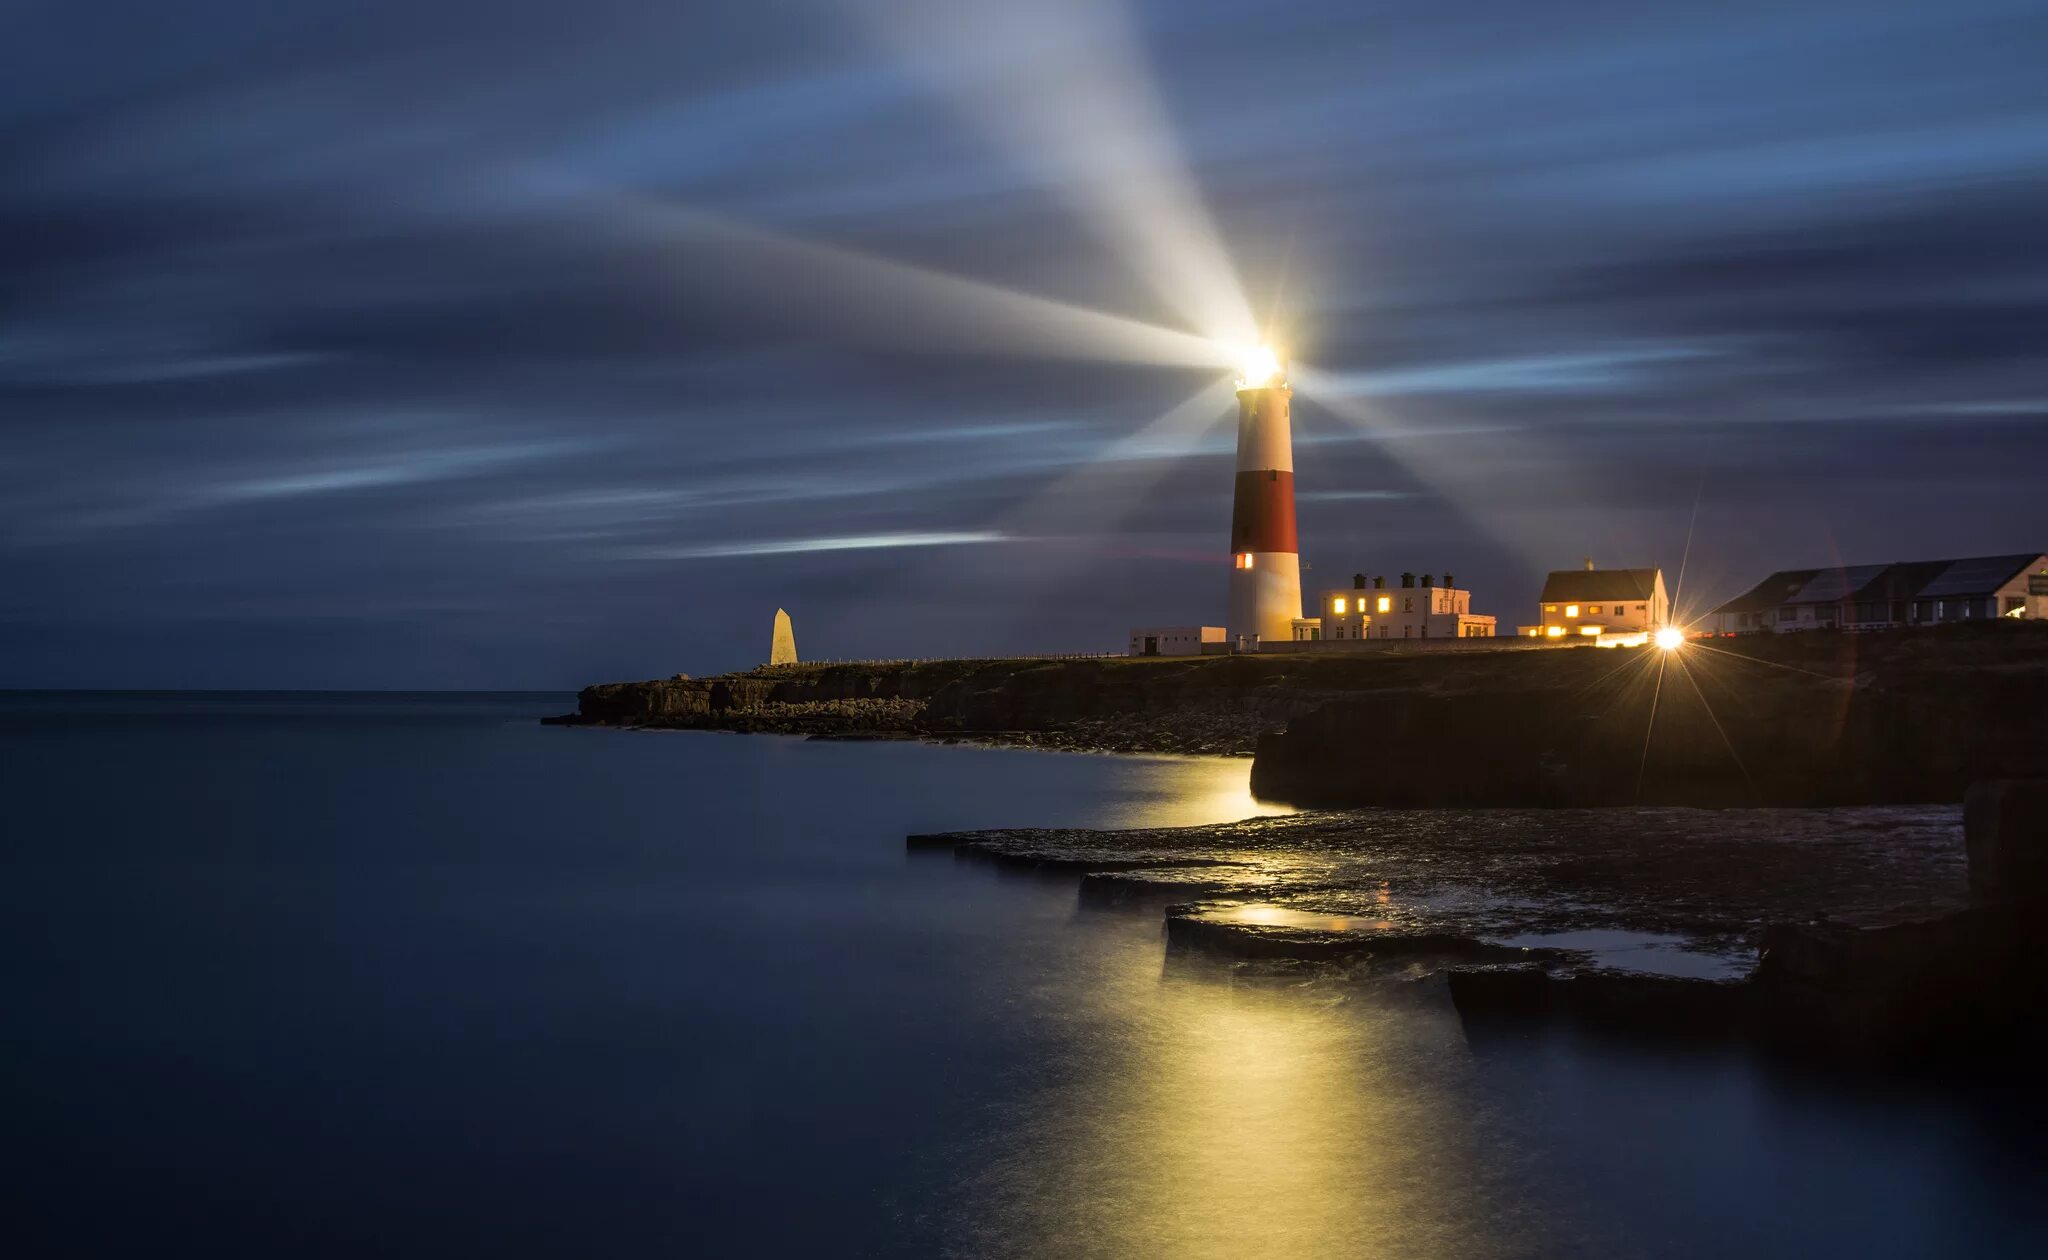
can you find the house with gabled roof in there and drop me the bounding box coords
[1516,562,1669,642]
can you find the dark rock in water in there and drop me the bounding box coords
[1449,966,1755,1037]
[914,801,2048,1063]
[1753,908,2046,1061]
[1964,778,2048,902]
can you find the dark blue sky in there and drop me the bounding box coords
[5,0,2046,687]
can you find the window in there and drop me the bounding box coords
[1404,598,1413,613]
[1377,596,1392,614]
[1565,604,1579,618]
[1332,598,1347,614]
[1779,607,1797,622]
[1235,552,1254,570]
[1544,604,1558,613]
[1402,625,1411,638]
[2008,596,2027,614]
[1637,604,1647,613]
[1591,605,1603,615]
[1546,625,1566,638]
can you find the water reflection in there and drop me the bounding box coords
[1087,754,1295,830]
[946,913,1527,1259]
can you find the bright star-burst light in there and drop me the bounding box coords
[1655,626,1686,651]
[1235,343,1285,388]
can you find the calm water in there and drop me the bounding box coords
[3,692,2043,1257]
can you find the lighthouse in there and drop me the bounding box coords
[1226,345,1302,646]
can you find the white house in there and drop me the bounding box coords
[1291,571,1496,642]
[1127,625,1228,656]
[1517,563,1669,642]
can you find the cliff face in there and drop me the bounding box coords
[563,625,2048,803]
[1250,625,2048,807]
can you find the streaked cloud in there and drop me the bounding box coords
[619,531,1017,561]
[3,0,2046,684]
[1313,347,1718,398]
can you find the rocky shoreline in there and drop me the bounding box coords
[911,781,2048,1065]
[546,654,1389,756]
[555,624,2048,806]
[552,639,2048,1062]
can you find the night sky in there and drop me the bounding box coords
[6,0,2047,687]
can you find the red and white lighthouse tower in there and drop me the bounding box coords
[1226,346,1301,646]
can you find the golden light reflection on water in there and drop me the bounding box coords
[1090,756,1295,831]
[930,754,1524,1257]
[945,913,1524,1260]
[1208,904,1395,932]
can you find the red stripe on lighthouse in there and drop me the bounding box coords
[1229,469,1298,554]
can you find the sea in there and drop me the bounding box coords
[3,691,2043,1257]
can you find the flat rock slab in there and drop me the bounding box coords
[913,805,1966,977]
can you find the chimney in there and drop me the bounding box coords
[1444,572,1455,589]
[1373,575,1385,589]
[1401,572,1415,589]
[1352,573,1366,590]
[1422,573,1434,588]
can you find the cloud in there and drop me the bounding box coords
[3,0,2046,684]
[616,531,1017,560]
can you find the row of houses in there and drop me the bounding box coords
[1705,553,2048,634]
[1127,551,2046,657]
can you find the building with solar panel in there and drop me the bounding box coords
[1706,553,2048,634]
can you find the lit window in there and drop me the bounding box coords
[1333,598,1347,614]
[1580,625,1602,636]
[1236,552,1254,570]
[1565,605,1579,618]
[1546,625,1566,638]
[1544,605,1557,613]
[1377,596,1391,614]
[1591,605,1603,615]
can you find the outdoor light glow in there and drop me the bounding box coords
[1656,626,1686,651]
[1235,343,1285,388]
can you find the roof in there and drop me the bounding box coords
[1539,568,1661,603]
[1915,553,2044,598]
[1710,569,1821,615]
[1787,564,1889,605]
[1716,553,2045,613]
